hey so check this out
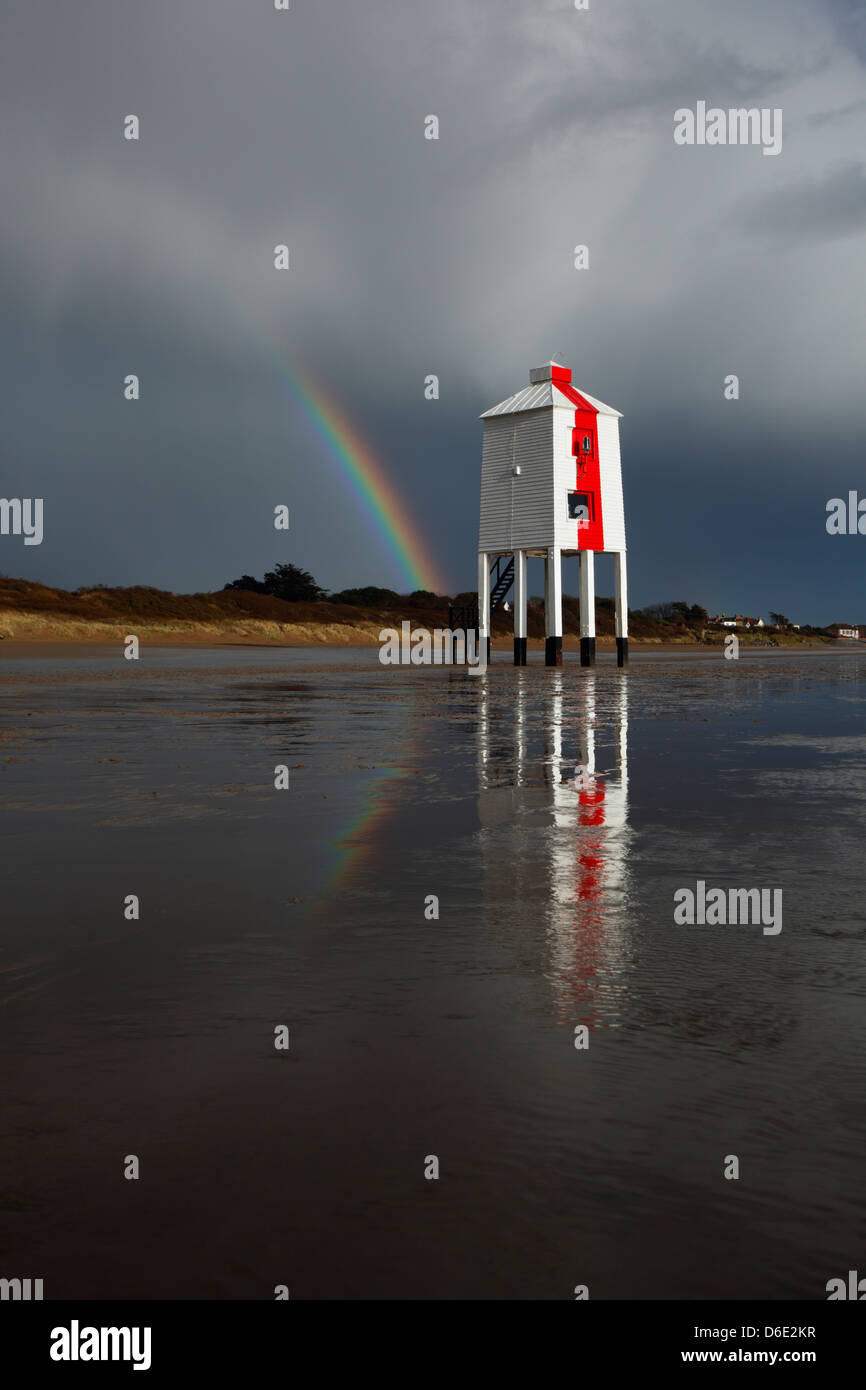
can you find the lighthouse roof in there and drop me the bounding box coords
[570,387,623,418]
[480,383,558,417]
[480,368,622,419]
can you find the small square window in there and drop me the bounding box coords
[568,491,593,522]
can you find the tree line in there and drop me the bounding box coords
[224,564,450,608]
[224,568,798,628]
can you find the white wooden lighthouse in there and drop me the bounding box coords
[478,361,628,666]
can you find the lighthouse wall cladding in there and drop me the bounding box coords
[478,361,628,667]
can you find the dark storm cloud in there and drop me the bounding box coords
[527,43,792,143]
[822,0,866,62]
[742,161,866,243]
[808,97,866,127]
[1,0,865,622]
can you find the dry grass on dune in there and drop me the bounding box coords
[0,575,826,647]
[0,575,453,645]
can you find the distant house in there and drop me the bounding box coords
[712,613,768,629]
[829,623,861,640]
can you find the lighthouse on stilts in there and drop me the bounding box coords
[478,361,628,666]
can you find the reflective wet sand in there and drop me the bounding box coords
[1,646,864,1298]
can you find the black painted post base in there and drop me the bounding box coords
[616,637,629,667]
[513,637,527,666]
[580,637,596,667]
[545,636,562,667]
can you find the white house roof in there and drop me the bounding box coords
[480,383,622,419]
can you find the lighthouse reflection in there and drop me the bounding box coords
[477,671,632,1026]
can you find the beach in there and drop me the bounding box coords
[1,644,864,1298]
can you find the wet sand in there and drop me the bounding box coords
[1,645,864,1298]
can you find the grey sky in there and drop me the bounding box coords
[1,0,865,622]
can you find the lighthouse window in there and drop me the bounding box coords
[568,491,593,522]
[582,434,593,454]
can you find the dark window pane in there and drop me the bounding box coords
[568,491,593,521]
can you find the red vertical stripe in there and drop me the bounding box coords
[555,383,604,550]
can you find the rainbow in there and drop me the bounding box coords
[275,363,446,595]
[323,766,407,894]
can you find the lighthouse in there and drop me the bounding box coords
[478,361,628,666]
